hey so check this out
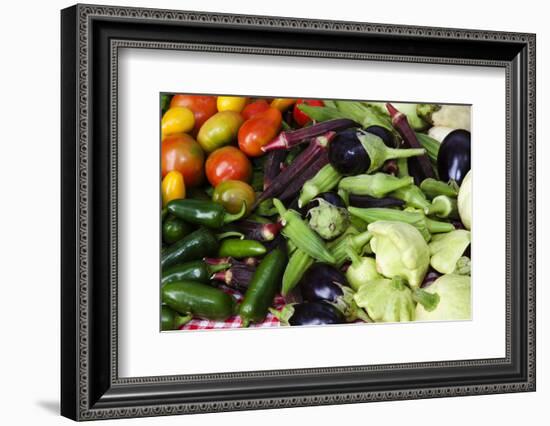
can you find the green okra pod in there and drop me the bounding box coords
[347,207,455,240]
[328,228,373,267]
[281,249,314,296]
[298,164,343,208]
[414,132,441,164]
[339,173,414,198]
[356,131,426,173]
[420,178,458,198]
[273,198,335,264]
[425,195,458,218]
[389,184,431,211]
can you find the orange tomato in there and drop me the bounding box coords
[205,146,252,186]
[238,108,282,157]
[161,133,205,187]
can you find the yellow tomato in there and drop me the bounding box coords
[161,107,195,138]
[270,98,296,111]
[161,170,186,206]
[217,96,248,113]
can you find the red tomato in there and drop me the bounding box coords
[161,133,205,187]
[241,99,270,121]
[170,95,217,134]
[205,146,252,186]
[238,108,282,157]
[293,99,325,127]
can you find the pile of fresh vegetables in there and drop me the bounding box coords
[160,95,472,331]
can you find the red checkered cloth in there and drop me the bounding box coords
[180,287,286,330]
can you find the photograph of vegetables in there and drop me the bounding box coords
[160,95,472,331]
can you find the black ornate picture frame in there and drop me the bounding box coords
[61,4,536,421]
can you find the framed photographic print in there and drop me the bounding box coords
[61,3,536,421]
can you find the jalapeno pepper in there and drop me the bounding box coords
[162,280,236,321]
[218,239,267,259]
[162,216,194,244]
[167,199,246,229]
[161,260,230,286]
[239,247,287,327]
[161,305,192,331]
[161,227,219,269]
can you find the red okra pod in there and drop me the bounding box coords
[278,150,330,202]
[386,103,435,181]
[261,119,356,152]
[254,131,335,207]
[263,150,286,190]
[212,264,256,291]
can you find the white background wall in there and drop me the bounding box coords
[0,0,546,424]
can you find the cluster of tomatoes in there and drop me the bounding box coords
[161,95,323,213]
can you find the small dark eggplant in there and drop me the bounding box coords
[299,263,348,303]
[365,125,396,147]
[328,129,370,175]
[437,129,471,185]
[329,129,425,176]
[288,302,345,326]
[296,263,372,323]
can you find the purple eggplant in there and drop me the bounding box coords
[365,125,396,147]
[420,268,442,288]
[297,263,372,322]
[328,128,425,176]
[299,263,348,303]
[287,302,345,326]
[437,129,471,185]
[328,129,370,175]
[348,194,404,209]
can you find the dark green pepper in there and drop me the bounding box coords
[162,280,236,321]
[162,216,194,244]
[167,199,246,229]
[161,305,191,331]
[161,227,219,269]
[161,260,230,287]
[218,239,266,259]
[239,247,287,327]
